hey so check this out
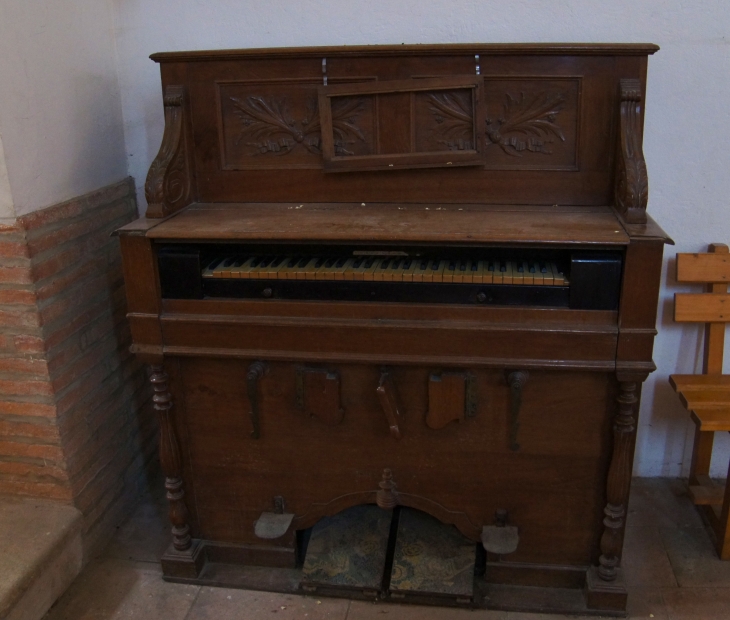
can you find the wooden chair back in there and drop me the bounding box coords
[675,243,730,374]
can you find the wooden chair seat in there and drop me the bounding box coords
[671,243,730,559]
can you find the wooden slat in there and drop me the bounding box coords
[676,244,730,283]
[679,390,730,409]
[689,484,725,506]
[670,375,730,390]
[674,293,730,322]
[690,407,730,431]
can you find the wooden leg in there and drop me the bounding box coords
[689,426,714,486]
[586,379,639,612]
[150,364,204,578]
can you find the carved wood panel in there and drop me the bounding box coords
[217,78,376,170]
[482,77,581,170]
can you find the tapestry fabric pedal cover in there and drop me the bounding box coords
[389,508,476,600]
[301,505,392,592]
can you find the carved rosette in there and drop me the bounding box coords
[596,381,638,581]
[151,364,192,552]
[144,85,192,218]
[615,79,649,224]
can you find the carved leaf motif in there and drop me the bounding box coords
[486,92,566,156]
[230,95,365,157]
[427,92,474,150]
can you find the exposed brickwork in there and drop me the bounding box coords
[0,178,155,551]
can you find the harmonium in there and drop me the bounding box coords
[117,43,671,615]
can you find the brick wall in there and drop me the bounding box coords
[0,178,155,552]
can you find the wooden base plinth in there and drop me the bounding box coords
[161,540,206,579]
[161,539,297,581]
[584,567,628,614]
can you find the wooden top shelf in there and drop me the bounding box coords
[135,202,631,246]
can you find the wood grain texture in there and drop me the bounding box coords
[146,203,630,245]
[117,44,666,613]
[677,246,730,283]
[674,293,730,322]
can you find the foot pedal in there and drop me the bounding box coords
[388,508,475,604]
[300,505,392,596]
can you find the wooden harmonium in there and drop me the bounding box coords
[157,243,622,310]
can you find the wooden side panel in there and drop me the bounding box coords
[119,236,163,360]
[616,239,664,376]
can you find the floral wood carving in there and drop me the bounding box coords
[144,85,192,219]
[427,91,475,150]
[485,91,566,156]
[614,79,648,224]
[231,95,365,156]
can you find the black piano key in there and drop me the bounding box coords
[364,258,375,268]
[325,257,336,268]
[448,260,456,271]
[391,259,402,269]
[517,263,524,273]
[529,263,536,273]
[459,261,467,271]
[315,258,326,268]
[500,261,507,272]
[403,259,412,269]
[419,260,428,270]
[431,260,439,270]
[336,257,347,268]
[287,257,299,268]
[353,257,364,268]
[381,259,391,269]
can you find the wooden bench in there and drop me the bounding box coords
[670,242,730,559]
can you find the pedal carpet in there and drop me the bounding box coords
[301,505,391,591]
[389,507,475,599]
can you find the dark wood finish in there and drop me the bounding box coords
[427,372,467,429]
[145,203,631,245]
[298,367,344,426]
[318,76,484,171]
[670,243,730,560]
[118,43,666,615]
[376,370,404,439]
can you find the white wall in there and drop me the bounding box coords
[0,0,127,216]
[110,0,730,476]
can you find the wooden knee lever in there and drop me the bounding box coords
[377,368,404,439]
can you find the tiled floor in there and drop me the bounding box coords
[43,478,730,619]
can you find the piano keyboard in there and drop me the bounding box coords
[202,256,568,286]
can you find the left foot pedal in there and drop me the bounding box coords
[300,505,392,597]
[388,507,476,604]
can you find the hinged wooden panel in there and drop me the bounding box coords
[318,76,485,172]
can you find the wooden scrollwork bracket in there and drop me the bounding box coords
[614,79,648,224]
[145,85,192,218]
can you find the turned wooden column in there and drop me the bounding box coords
[150,364,192,552]
[586,377,643,610]
[597,380,637,580]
